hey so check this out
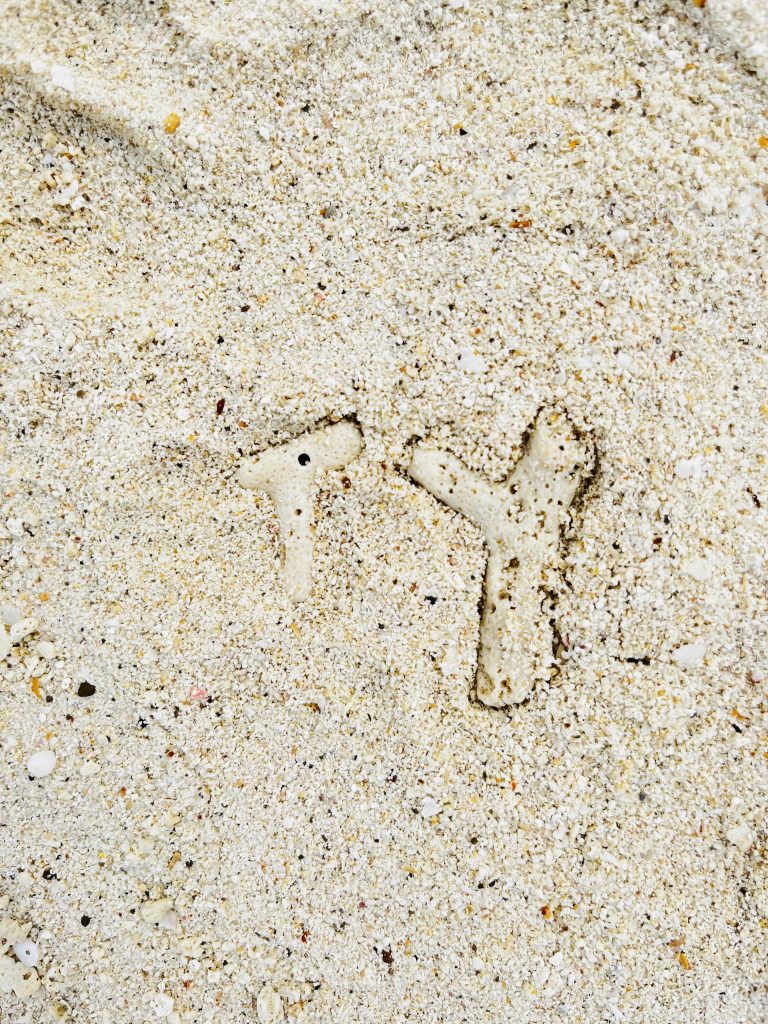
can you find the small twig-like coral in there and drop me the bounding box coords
[409,410,590,707]
[238,421,362,602]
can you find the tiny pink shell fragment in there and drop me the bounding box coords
[189,686,208,701]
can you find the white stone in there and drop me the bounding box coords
[674,455,707,481]
[51,64,74,92]
[141,897,174,925]
[152,993,174,1017]
[36,640,56,660]
[441,642,461,677]
[27,750,56,778]
[6,518,24,538]
[13,940,38,967]
[420,796,443,818]
[52,181,80,208]
[672,642,706,669]
[436,75,458,101]
[456,348,487,373]
[157,910,178,931]
[10,618,38,644]
[683,557,712,582]
[726,823,754,852]
[0,628,10,662]
[1,604,22,626]
[256,984,284,1023]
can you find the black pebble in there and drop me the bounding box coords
[77,682,96,697]
[81,915,91,926]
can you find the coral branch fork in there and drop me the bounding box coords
[408,410,590,707]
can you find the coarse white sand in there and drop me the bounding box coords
[1,1,766,1022]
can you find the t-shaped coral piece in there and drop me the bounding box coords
[238,421,362,602]
[408,410,590,707]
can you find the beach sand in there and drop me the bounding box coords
[1,1,766,1021]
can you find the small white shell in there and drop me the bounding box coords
[27,750,56,778]
[13,940,39,967]
[726,823,754,853]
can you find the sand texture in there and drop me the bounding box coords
[1,1,767,1022]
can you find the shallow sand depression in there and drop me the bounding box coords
[1,1,767,1021]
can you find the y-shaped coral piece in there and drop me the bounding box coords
[408,410,590,707]
[238,421,362,602]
